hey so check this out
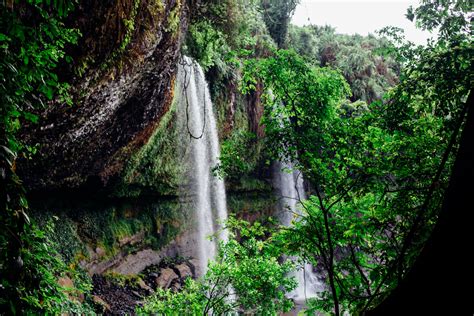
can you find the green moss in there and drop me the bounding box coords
[148,200,190,249]
[228,176,269,192]
[72,0,168,81]
[148,0,165,16]
[227,192,277,219]
[80,203,167,259]
[99,0,141,72]
[164,0,181,35]
[103,271,142,287]
[115,94,184,197]
[74,55,95,78]
[234,95,251,131]
[214,90,250,136]
[31,198,190,267]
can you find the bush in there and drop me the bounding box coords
[0,220,93,314]
[137,218,296,315]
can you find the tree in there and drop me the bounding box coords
[260,0,300,48]
[241,1,471,309]
[137,218,297,315]
[242,49,353,315]
[288,25,400,104]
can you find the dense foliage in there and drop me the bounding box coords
[0,1,89,314]
[260,0,300,48]
[184,0,273,82]
[2,220,93,314]
[1,0,471,315]
[0,0,78,155]
[138,218,296,315]
[213,130,260,180]
[240,1,472,314]
[288,25,399,104]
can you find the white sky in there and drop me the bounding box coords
[292,0,436,44]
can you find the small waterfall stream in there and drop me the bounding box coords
[175,56,320,296]
[273,161,324,301]
[176,56,228,275]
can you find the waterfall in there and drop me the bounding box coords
[273,161,324,301]
[176,56,228,275]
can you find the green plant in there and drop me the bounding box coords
[213,130,259,179]
[137,278,207,315]
[185,20,231,73]
[183,0,274,95]
[260,0,300,48]
[137,218,296,315]
[1,1,80,313]
[1,1,79,153]
[99,0,141,72]
[288,24,400,104]
[1,220,93,314]
[239,3,472,313]
[104,271,142,288]
[164,0,182,34]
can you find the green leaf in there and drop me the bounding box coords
[0,33,9,41]
[43,86,54,100]
[23,112,39,123]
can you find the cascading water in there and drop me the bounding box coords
[176,56,228,275]
[273,161,324,301]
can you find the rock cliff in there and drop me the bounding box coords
[19,0,190,191]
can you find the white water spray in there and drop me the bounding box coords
[176,56,228,275]
[273,161,324,301]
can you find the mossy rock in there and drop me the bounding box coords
[30,197,190,269]
[113,96,185,197]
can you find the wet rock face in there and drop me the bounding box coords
[155,267,178,288]
[144,258,197,291]
[175,263,192,278]
[19,0,191,191]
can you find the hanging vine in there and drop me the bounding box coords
[179,56,207,140]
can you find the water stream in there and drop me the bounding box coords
[176,56,228,275]
[273,161,324,301]
[175,56,319,298]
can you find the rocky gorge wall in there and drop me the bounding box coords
[17,0,276,281]
[30,190,276,277]
[19,0,190,191]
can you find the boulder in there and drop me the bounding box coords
[95,246,106,257]
[155,268,179,289]
[175,263,192,278]
[118,230,145,247]
[58,276,84,302]
[169,281,182,292]
[92,295,111,313]
[58,276,74,289]
[188,259,200,276]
